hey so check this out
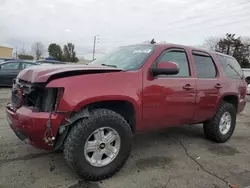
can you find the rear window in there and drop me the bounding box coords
[216,54,243,79]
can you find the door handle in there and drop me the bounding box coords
[214,84,223,89]
[183,84,194,90]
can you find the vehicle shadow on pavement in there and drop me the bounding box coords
[106,124,250,188]
[1,122,250,188]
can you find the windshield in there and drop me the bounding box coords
[88,45,155,70]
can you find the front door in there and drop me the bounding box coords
[142,48,196,130]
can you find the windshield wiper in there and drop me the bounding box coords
[101,64,117,68]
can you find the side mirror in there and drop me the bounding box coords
[151,61,179,77]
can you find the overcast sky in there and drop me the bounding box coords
[0,0,250,59]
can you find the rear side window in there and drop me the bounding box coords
[216,55,243,79]
[193,52,217,78]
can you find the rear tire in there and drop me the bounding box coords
[63,108,132,181]
[203,101,236,143]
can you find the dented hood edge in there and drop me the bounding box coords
[17,65,123,84]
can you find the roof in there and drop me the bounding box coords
[129,43,235,59]
[0,46,13,49]
[0,57,13,60]
[0,60,39,65]
[36,60,66,64]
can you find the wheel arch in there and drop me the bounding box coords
[218,94,238,112]
[54,99,137,150]
[54,96,140,150]
[84,100,137,133]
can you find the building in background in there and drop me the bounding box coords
[0,46,13,58]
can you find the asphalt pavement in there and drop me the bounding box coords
[0,88,250,188]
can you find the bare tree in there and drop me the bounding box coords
[20,44,26,55]
[202,36,220,51]
[31,42,45,60]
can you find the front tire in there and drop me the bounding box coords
[203,101,236,143]
[63,108,132,181]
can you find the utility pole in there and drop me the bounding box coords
[37,42,39,60]
[15,47,18,59]
[93,35,99,60]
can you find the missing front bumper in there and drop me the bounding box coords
[6,114,30,143]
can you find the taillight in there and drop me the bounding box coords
[54,88,64,110]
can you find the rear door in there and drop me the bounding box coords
[142,47,196,129]
[0,62,21,86]
[192,51,221,122]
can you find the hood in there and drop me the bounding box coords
[17,64,122,83]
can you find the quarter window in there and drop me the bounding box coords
[216,55,243,79]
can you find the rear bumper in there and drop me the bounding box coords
[5,103,66,151]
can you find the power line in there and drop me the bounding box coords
[99,12,250,45]
[197,16,250,30]
[163,14,250,36]
[73,1,250,49]
[162,0,250,27]
[98,1,250,42]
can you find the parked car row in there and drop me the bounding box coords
[0,59,65,86]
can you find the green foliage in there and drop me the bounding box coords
[18,54,34,60]
[48,43,63,61]
[216,33,250,68]
[47,43,79,63]
[62,43,79,62]
[204,33,250,68]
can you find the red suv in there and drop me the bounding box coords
[6,43,247,181]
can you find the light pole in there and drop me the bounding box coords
[93,35,100,60]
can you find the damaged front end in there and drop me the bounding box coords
[8,78,68,149]
[6,65,123,151]
[13,78,63,113]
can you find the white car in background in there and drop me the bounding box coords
[242,69,250,94]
